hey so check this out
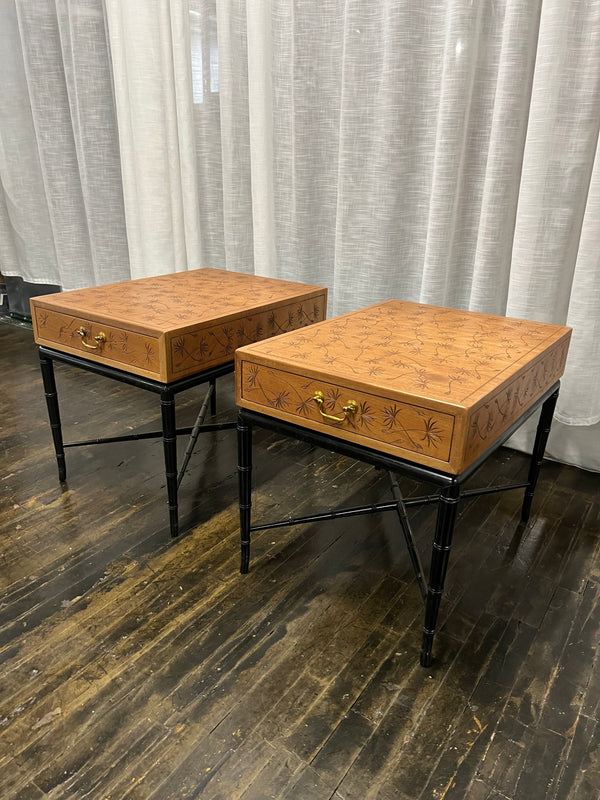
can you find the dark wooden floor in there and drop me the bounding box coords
[1,318,600,800]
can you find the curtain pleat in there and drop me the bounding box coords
[0,0,128,290]
[468,0,542,314]
[103,0,202,279]
[507,0,600,434]
[1,0,599,470]
[215,0,254,273]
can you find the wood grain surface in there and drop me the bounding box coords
[237,300,571,473]
[1,318,599,800]
[30,268,327,381]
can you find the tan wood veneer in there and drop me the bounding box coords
[236,300,572,474]
[30,268,327,382]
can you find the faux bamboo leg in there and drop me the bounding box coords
[161,389,179,538]
[238,413,253,574]
[420,482,460,667]
[177,383,213,489]
[389,472,428,600]
[39,351,66,482]
[521,387,560,523]
[210,377,217,416]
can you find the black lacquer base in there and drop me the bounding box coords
[237,383,560,667]
[38,347,236,538]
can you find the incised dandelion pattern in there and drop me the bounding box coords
[238,300,571,468]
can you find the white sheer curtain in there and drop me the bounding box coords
[104,0,207,279]
[0,0,129,290]
[504,0,600,470]
[101,0,600,470]
[2,0,599,471]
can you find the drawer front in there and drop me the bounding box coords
[238,360,456,465]
[168,294,327,380]
[32,308,160,376]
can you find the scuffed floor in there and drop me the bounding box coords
[1,321,600,799]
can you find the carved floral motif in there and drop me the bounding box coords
[34,268,324,330]
[169,298,323,375]
[237,300,571,472]
[35,310,159,372]
[31,268,327,382]
[241,362,455,461]
[241,301,569,403]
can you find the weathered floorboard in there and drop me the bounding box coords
[1,319,599,799]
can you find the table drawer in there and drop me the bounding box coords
[238,359,457,469]
[32,307,161,378]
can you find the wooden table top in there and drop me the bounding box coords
[237,300,571,409]
[30,269,327,382]
[236,300,571,474]
[31,268,326,337]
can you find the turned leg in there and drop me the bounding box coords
[238,413,253,573]
[420,482,460,667]
[521,387,560,523]
[161,389,179,538]
[210,377,217,416]
[39,351,66,482]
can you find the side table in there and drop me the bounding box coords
[235,300,572,665]
[31,268,327,537]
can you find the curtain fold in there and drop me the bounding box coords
[507,0,600,438]
[1,0,599,470]
[103,0,204,279]
[215,0,254,274]
[0,0,128,290]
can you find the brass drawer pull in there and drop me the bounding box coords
[313,390,358,423]
[76,327,106,349]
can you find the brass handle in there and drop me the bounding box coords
[313,391,358,423]
[76,327,106,349]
